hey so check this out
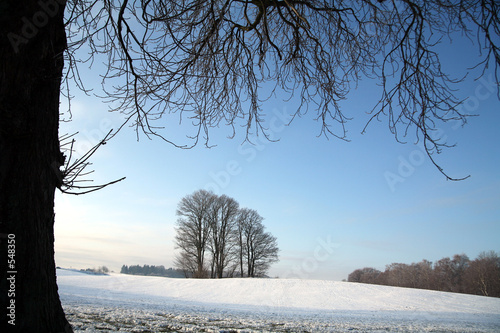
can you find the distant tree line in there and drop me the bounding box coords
[80,266,109,275]
[120,265,185,278]
[348,251,500,297]
[174,190,279,278]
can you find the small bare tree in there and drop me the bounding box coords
[174,190,216,278]
[208,195,240,278]
[464,251,500,297]
[348,267,382,284]
[237,208,279,277]
[433,257,455,292]
[235,208,254,277]
[251,230,279,277]
[173,251,196,278]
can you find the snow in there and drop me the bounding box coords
[57,269,500,332]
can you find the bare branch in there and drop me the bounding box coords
[57,130,126,195]
[63,0,500,179]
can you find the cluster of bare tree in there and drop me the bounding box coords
[348,251,500,297]
[174,190,279,278]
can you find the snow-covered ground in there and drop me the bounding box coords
[57,268,500,332]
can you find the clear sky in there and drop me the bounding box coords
[54,31,500,281]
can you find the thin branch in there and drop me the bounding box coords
[58,129,126,195]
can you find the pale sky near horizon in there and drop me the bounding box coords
[54,29,500,281]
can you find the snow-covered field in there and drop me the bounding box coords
[57,269,500,332]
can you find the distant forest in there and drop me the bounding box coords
[347,251,500,298]
[121,265,186,278]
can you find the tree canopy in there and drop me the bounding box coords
[62,0,500,181]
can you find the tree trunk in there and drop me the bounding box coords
[0,0,72,331]
[239,238,244,278]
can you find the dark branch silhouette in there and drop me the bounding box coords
[57,130,126,195]
[64,0,499,179]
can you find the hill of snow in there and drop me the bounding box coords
[57,268,500,332]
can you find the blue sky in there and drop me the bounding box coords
[54,33,500,281]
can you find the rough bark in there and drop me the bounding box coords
[0,0,72,331]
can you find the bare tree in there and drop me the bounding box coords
[208,195,240,278]
[434,254,470,292]
[237,208,279,277]
[464,251,500,297]
[450,253,470,293]
[174,190,216,278]
[348,267,382,284]
[173,251,196,278]
[235,208,262,277]
[1,0,499,330]
[252,230,279,277]
[384,263,412,288]
[433,257,455,292]
[411,260,433,290]
[236,208,251,277]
